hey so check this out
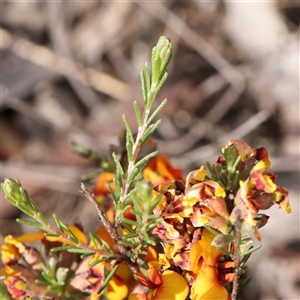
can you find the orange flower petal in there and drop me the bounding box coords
[148,266,162,286]
[154,270,189,300]
[200,230,224,265]
[144,154,183,186]
[1,235,26,265]
[134,271,157,289]
[190,229,223,271]
[95,226,114,248]
[106,275,128,300]
[93,172,116,197]
[0,265,21,277]
[15,231,45,243]
[143,167,166,187]
[190,239,203,274]
[145,246,157,262]
[191,266,228,300]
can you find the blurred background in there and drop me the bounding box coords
[1,1,299,299]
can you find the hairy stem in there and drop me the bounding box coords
[80,183,138,274]
[231,210,242,300]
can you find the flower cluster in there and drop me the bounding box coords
[0,227,87,299]
[129,140,291,300]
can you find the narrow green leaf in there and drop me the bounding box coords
[143,64,151,97]
[20,188,34,209]
[122,114,135,146]
[204,225,219,236]
[238,275,252,292]
[121,217,138,226]
[81,170,102,182]
[89,231,112,255]
[39,262,51,276]
[154,72,168,97]
[239,252,252,269]
[232,170,240,190]
[135,213,142,224]
[140,68,148,104]
[140,121,161,146]
[112,177,122,197]
[123,232,139,239]
[129,189,142,202]
[146,221,161,230]
[89,230,98,249]
[143,231,156,246]
[36,212,48,225]
[127,168,141,185]
[135,151,158,170]
[124,181,137,199]
[71,141,103,164]
[53,214,64,231]
[133,101,142,127]
[112,152,124,188]
[28,198,41,214]
[241,167,248,181]
[147,238,157,246]
[89,256,118,268]
[223,147,229,167]
[97,264,120,294]
[67,247,95,255]
[16,218,44,229]
[137,258,149,269]
[68,234,79,245]
[130,209,143,216]
[217,247,231,256]
[240,244,261,257]
[121,204,133,214]
[51,245,72,252]
[159,47,172,80]
[147,99,167,125]
[126,131,133,163]
[119,240,136,247]
[64,227,79,244]
[80,252,97,259]
[132,200,143,216]
[15,203,34,217]
[106,183,119,203]
[151,48,160,91]
[3,195,17,206]
[218,174,227,189]
[40,273,54,284]
[149,193,163,211]
[122,222,136,234]
[206,161,217,179]
[44,233,60,238]
[232,155,241,172]
[20,188,41,215]
[35,279,50,285]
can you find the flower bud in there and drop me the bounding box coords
[2,178,24,204]
[56,267,69,283]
